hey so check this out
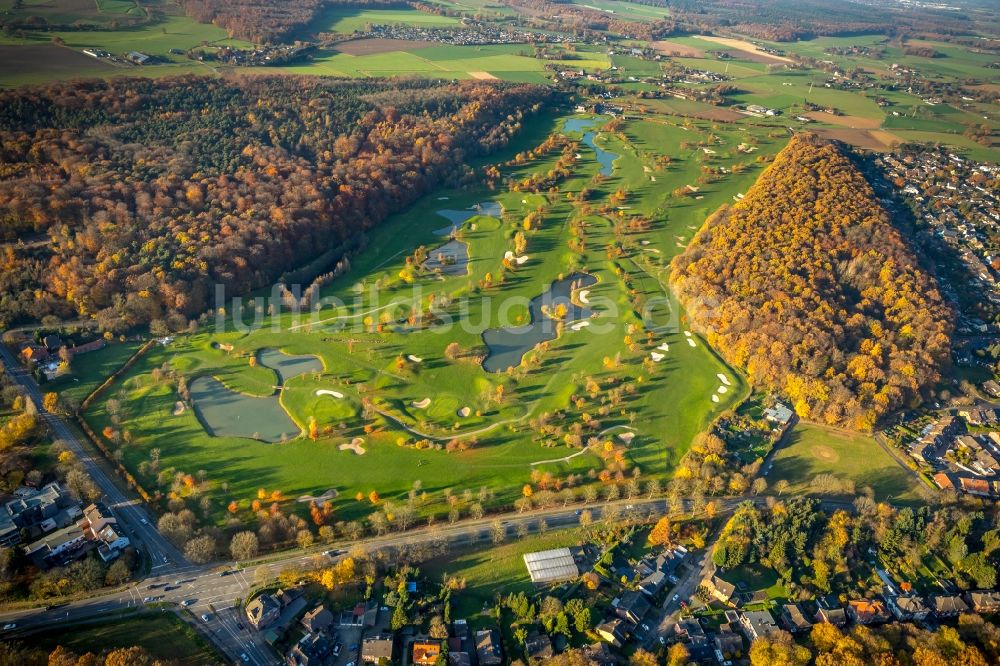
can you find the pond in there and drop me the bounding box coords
[424,238,469,276]
[434,200,503,236]
[189,349,322,442]
[563,116,618,177]
[481,272,597,373]
[257,348,323,384]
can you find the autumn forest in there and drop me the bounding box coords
[671,134,953,430]
[0,76,553,331]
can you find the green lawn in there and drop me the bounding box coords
[767,422,925,502]
[44,340,144,405]
[422,527,585,620]
[28,613,221,664]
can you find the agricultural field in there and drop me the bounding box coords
[0,1,252,87]
[267,43,607,83]
[307,6,460,34]
[68,109,779,526]
[767,423,927,503]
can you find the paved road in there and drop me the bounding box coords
[0,344,185,571]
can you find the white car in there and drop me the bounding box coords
[181,600,194,607]
[2,623,15,630]
[240,654,250,663]
[201,614,211,622]
[671,594,680,603]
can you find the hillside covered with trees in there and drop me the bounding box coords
[0,75,553,332]
[670,134,952,430]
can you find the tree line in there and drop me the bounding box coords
[671,134,952,430]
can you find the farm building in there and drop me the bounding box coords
[523,547,579,584]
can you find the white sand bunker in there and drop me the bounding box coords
[515,255,529,265]
[684,331,692,337]
[578,289,591,304]
[571,321,590,331]
[617,431,636,444]
[412,398,431,409]
[712,394,720,403]
[657,343,670,352]
[717,386,728,394]
[643,248,661,254]
[717,373,731,386]
[640,240,650,246]
[650,352,664,362]
[407,355,423,363]
[315,389,344,399]
[339,438,366,455]
[173,401,186,416]
[297,489,339,503]
[687,338,697,347]
[458,406,471,417]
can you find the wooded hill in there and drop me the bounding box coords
[0,76,553,331]
[670,134,952,431]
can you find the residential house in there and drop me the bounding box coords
[80,503,129,562]
[959,476,994,497]
[583,642,618,665]
[24,523,87,564]
[815,605,847,626]
[0,482,77,547]
[361,634,395,664]
[847,600,890,625]
[933,472,956,492]
[596,618,628,647]
[702,574,736,604]
[675,618,713,661]
[524,634,553,661]
[412,640,442,666]
[20,345,49,363]
[448,652,471,666]
[614,590,651,624]
[780,603,812,633]
[42,334,64,351]
[931,595,969,618]
[247,593,282,630]
[287,633,333,666]
[714,624,743,659]
[300,605,333,634]
[964,590,1000,614]
[763,402,794,427]
[739,610,779,641]
[475,629,503,666]
[886,595,930,622]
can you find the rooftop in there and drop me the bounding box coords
[523,547,579,583]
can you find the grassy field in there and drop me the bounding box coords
[65,110,762,526]
[45,340,145,404]
[29,613,222,663]
[266,43,606,82]
[308,6,460,34]
[767,422,926,502]
[422,527,586,620]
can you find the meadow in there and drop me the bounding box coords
[29,613,222,663]
[68,109,774,525]
[767,423,926,503]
